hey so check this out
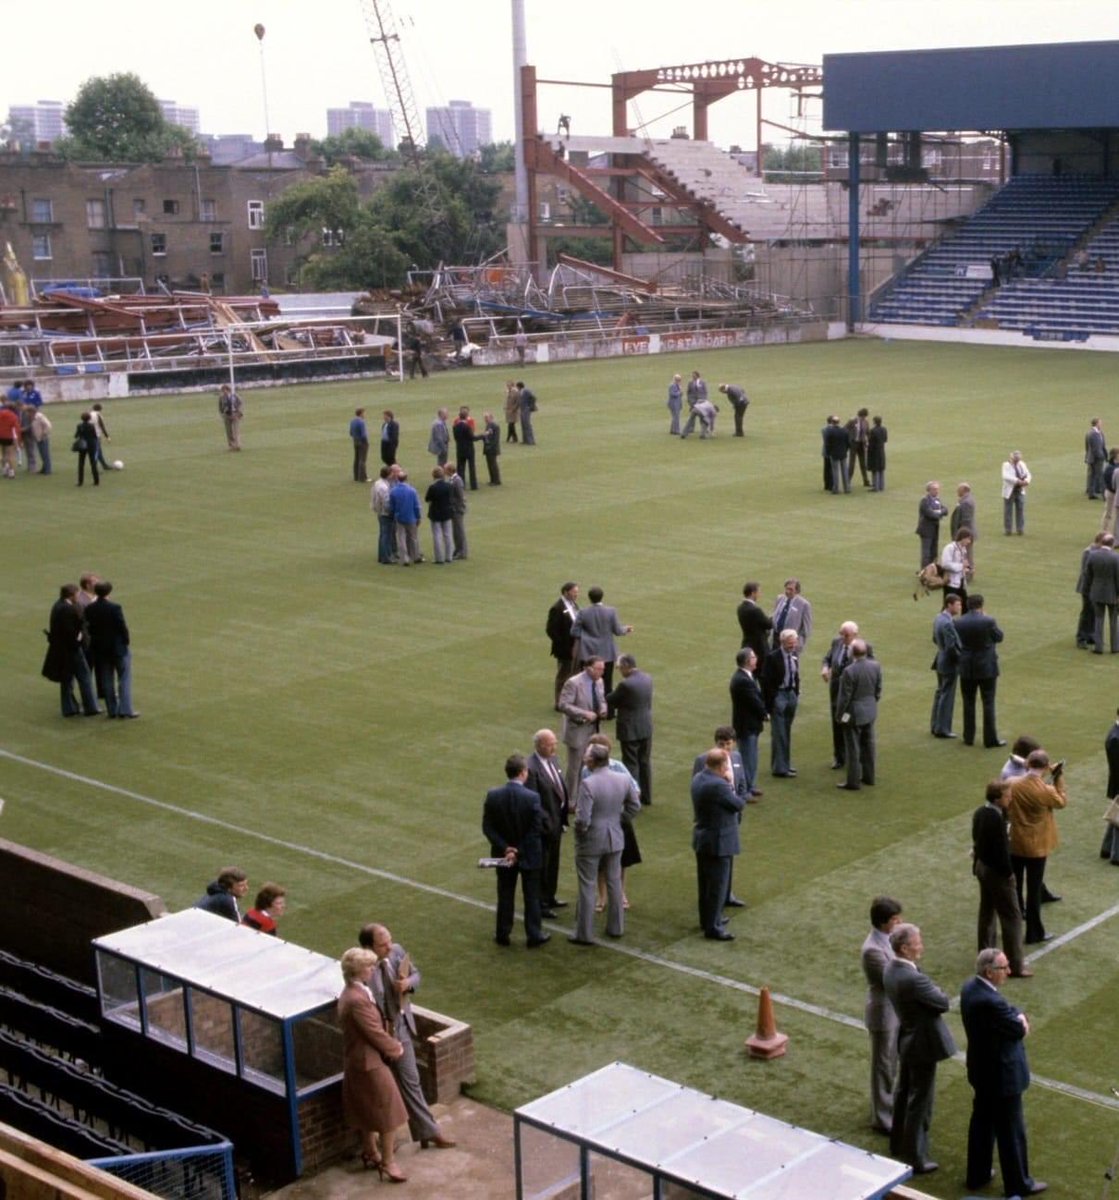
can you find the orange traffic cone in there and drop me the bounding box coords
[745,986,789,1059]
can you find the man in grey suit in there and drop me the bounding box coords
[821,621,862,770]
[1086,416,1106,499]
[359,922,455,1149]
[570,743,640,945]
[606,654,654,806]
[558,658,607,801]
[691,747,746,941]
[1085,532,1119,653]
[835,639,882,790]
[571,586,633,696]
[883,923,957,1174]
[916,480,949,569]
[525,729,570,917]
[931,594,963,738]
[951,482,977,569]
[861,896,902,1135]
[770,578,812,651]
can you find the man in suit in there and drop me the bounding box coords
[736,581,772,671]
[349,408,370,482]
[951,482,977,567]
[1007,750,1067,944]
[480,411,501,485]
[666,374,683,435]
[570,742,640,945]
[883,923,957,1174]
[960,948,1046,1196]
[387,470,423,566]
[193,867,249,921]
[1103,447,1119,533]
[846,407,871,487]
[452,406,480,490]
[1085,416,1106,499]
[729,647,766,799]
[85,581,138,718]
[359,923,456,1149]
[931,593,963,738]
[821,621,862,769]
[546,581,580,708]
[379,409,399,467]
[558,657,607,800]
[43,583,100,717]
[973,780,1029,977]
[718,383,750,437]
[693,727,749,910]
[691,747,746,941]
[822,415,850,493]
[1102,711,1119,864]
[860,896,902,1135]
[525,729,570,916]
[957,594,1006,748]
[481,754,548,948]
[426,407,449,467]
[835,639,882,790]
[680,370,707,438]
[1001,451,1031,535]
[770,578,812,651]
[1076,532,1106,648]
[606,654,654,806]
[571,586,633,696]
[761,629,800,778]
[916,480,949,568]
[1085,532,1119,653]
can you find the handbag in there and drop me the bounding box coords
[71,438,82,452]
[1103,798,1119,828]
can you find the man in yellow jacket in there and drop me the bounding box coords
[1007,750,1067,945]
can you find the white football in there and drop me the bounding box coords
[112,460,124,470]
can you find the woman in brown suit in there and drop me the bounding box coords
[338,948,408,1183]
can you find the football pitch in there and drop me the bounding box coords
[3,337,1118,1198]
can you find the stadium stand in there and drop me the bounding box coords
[870,175,1119,329]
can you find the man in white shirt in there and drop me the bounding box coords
[1001,451,1031,535]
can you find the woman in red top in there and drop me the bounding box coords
[241,883,286,935]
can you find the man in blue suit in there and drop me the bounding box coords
[960,948,1046,1197]
[690,748,745,941]
[956,594,1006,749]
[84,581,138,719]
[482,755,548,948]
[693,728,749,911]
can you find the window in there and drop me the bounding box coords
[321,227,344,247]
[247,200,264,229]
[200,198,216,222]
[151,233,167,256]
[86,199,107,229]
[162,199,180,215]
[210,272,225,290]
[210,232,224,254]
[32,233,51,260]
[250,248,268,281]
[133,198,146,217]
[30,197,53,223]
[92,251,112,277]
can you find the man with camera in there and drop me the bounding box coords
[1006,750,1068,945]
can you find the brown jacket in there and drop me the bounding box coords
[338,981,407,1134]
[1007,772,1067,858]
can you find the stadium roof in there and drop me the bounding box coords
[823,41,1119,133]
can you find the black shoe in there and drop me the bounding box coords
[933,732,958,739]
[964,1169,995,1188]
[830,760,844,769]
[772,769,797,778]
[1022,1182,1048,1196]
[551,899,568,908]
[540,909,558,920]
[494,935,510,947]
[836,783,861,791]
[568,937,596,947]
[986,739,1008,748]
[120,713,141,719]
[1024,933,1055,944]
[527,935,551,948]
[704,930,735,941]
[724,897,746,908]
[1041,890,1061,903]
[912,1162,938,1175]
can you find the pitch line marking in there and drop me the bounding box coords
[4,748,1118,1112]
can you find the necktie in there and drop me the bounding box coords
[776,598,791,633]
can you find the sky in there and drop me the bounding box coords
[5,1,1119,150]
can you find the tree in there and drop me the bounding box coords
[311,127,396,166]
[59,73,198,162]
[263,168,362,244]
[477,141,516,173]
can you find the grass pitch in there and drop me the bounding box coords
[3,338,1118,1197]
